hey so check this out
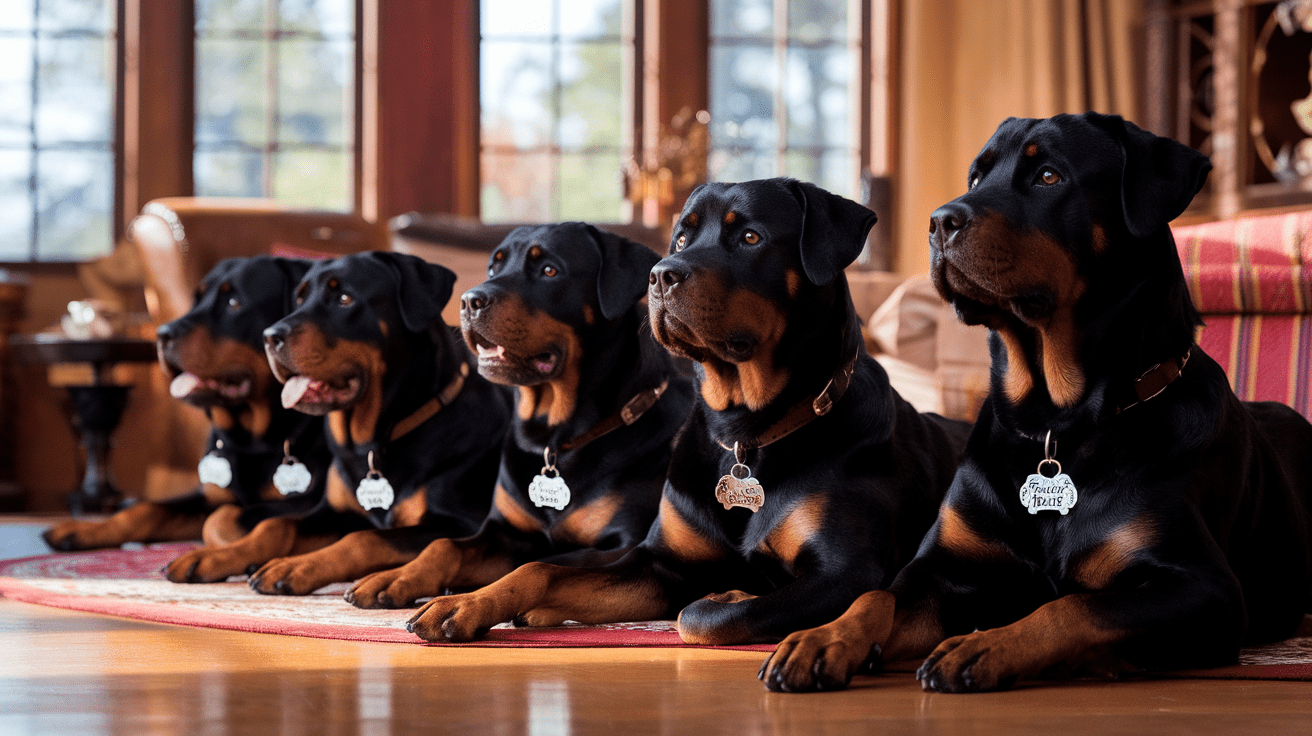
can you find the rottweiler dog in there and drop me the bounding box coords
[343,223,694,609]
[403,178,970,645]
[164,251,511,589]
[44,256,329,553]
[761,113,1312,693]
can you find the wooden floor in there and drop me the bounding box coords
[2,521,1312,734]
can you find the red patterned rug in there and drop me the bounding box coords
[2,546,1310,678]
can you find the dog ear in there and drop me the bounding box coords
[586,224,661,321]
[269,257,314,314]
[786,179,878,285]
[372,252,457,333]
[1092,114,1211,238]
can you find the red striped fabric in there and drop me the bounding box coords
[1174,212,1312,420]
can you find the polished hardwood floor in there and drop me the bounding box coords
[2,520,1311,735]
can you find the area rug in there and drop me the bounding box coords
[3,546,1311,679]
[0,545,772,650]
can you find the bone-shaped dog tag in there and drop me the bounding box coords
[1019,470,1078,515]
[273,458,312,496]
[715,464,765,513]
[356,472,395,511]
[528,473,571,510]
[198,452,233,489]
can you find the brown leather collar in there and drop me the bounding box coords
[557,377,671,453]
[718,345,860,452]
[390,362,470,441]
[1116,346,1191,414]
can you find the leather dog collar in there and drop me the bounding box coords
[717,343,860,453]
[557,377,671,453]
[1115,346,1191,415]
[389,362,470,441]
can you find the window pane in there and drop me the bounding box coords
[710,44,777,149]
[709,147,777,183]
[785,46,849,149]
[0,151,32,260]
[36,37,114,144]
[784,148,853,193]
[482,40,552,151]
[559,42,622,152]
[194,149,265,197]
[481,150,553,223]
[788,0,846,43]
[197,0,267,33]
[711,0,774,38]
[0,37,33,146]
[558,153,623,221]
[559,0,622,40]
[277,39,352,145]
[279,0,353,38]
[0,1,34,31]
[196,39,268,145]
[273,149,349,209]
[37,0,111,31]
[36,149,111,260]
[482,0,552,37]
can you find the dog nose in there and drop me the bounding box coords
[930,202,973,236]
[461,289,493,315]
[649,263,687,295]
[156,321,176,347]
[263,323,291,351]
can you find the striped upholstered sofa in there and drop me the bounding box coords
[1174,211,1312,420]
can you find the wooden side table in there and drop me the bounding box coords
[9,335,158,515]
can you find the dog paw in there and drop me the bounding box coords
[915,632,1018,693]
[163,548,239,584]
[247,556,322,596]
[43,521,113,551]
[758,625,872,693]
[406,594,499,642]
[346,568,424,609]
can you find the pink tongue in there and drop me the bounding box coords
[170,372,202,398]
[281,376,313,409]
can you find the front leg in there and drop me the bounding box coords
[344,524,528,608]
[677,570,878,646]
[165,512,301,583]
[250,525,441,595]
[44,494,210,551]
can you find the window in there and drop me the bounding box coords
[0,0,116,261]
[479,0,635,223]
[708,0,860,198]
[194,0,356,211]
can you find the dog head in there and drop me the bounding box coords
[264,252,457,420]
[928,112,1210,409]
[158,256,310,415]
[649,178,876,411]
[460,223,659,425]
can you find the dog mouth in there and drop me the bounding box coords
[467,328,561,381]
[654,309,757,363]
[164,363,255,406]
[275,368,366,415]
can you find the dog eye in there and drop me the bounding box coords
[969,176,980,189]
[1039,169,1061,185]
[227,297,240,311]
[542,265,557,277]
[675,234,687,251]
[743,230,760,245]
[338,293,354,307]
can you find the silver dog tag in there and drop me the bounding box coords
[715,464,765,513]
[1019,467,1078,515]
[356,472,395,510]
[198,452,232,489]
[528,473,571,510]
[273,458,312,496]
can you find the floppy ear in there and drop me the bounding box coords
[269,257,314,314]
[786,179,878,285]
[373,252,457,333]
[1092,114,1211,238]
[587,224,661,321]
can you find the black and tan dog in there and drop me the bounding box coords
[761,113,1312,693]
[164,251,511,590]
[44,256,329,553]
[343,223,693,609]
[402,179,970,645]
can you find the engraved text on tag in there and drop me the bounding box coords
[528,474,571,510]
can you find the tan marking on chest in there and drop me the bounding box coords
[327,463,366,515]
[244,397,272,439]
[210,406,235,431]
[1040,299,1085,408]
[784,269,801,299]
[758,495,826,567]
[494,483,544,534]
[1073,517,1157,590]
[328,411,349,447]
[998,328,1033,404]
[555,492,622,547]
[391,486,429,527]
[201,483,237,505]
[656,496,722,563]
[936,504,1010,561]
